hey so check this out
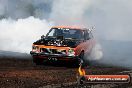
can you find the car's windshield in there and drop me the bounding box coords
[46,28,84,40]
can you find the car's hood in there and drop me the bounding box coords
[33,38,82,48]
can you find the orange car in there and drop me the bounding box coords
[30,26,96,66]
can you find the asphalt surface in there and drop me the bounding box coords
[0,57,131,88]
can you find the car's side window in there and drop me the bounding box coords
[89,31,93,39]
[81,31,85,40]
[84,31,86,40]
[84,30,89,40]
[84,30,93,40]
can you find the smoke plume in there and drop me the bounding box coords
[0,17,52,53]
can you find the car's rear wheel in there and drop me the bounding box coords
[88,44,103,60]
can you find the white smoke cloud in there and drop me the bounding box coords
[84,0,132,41]
[0,0,52,19]
[0,17,53,53]
[50,0,91,26]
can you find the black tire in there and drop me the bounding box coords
[33,58,42,65]
[75,52,86,67]
[72,52,83,67]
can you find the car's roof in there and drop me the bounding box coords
[52,26,87,30]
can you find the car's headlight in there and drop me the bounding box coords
[32,46,39,52]
[68,49,75,56]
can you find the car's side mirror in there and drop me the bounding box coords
[41,35,45,39]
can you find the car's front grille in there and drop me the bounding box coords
[40,48,66,54]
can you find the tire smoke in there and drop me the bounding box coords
[0,17,52,53]
[89,44,103,60]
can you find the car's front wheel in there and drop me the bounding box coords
[33,57,43,65]
[75,52,87,67]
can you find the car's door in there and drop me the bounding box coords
[75,30,85,55]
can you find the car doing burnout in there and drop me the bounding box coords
[30,26,96,66]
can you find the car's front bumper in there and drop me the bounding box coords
[30,51,79,61]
